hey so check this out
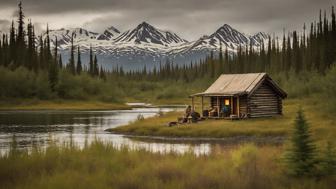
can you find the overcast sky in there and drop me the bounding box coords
[0,0,334,40]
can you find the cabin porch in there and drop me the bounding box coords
[190,95,247,119]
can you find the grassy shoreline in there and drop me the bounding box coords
[1,141,335,189]
[0,99,130,110]
[108,98,336,141]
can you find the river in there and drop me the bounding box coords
[0,106,215,155]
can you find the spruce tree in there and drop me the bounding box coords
[0,38,2,66]
[48,38,59,92]
[58,54,63,68]
[16,2,25,46]
[44,25,52,69]
[266,36,272,72]
[54,37,58,64]
[9,20,16,66]
[68,34,76,75]
[286,34,292,72]
[16,1,26,67]
[48,58,59,92]
[332,6,336,34]
[209,51,215,78]
[76,46,82,74]
[2,35,9,67]
[38,36,44,70]
[331,7,336,67]
[89,45,94,75]
[281,31,287,71]
[93,54,99,76]
[99,66,106,80]
[285,109,317,176]
[26,20,34,70]
[31,25,38,72]
[219,42,223,73]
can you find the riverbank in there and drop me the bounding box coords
[0,99,130,110]
[108,98,336,142]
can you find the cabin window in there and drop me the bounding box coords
[224,99,230,106]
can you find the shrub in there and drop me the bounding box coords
[156,86,185,100]
[56,70,84,99]
[0,66,52,99]
[138,81,158,92]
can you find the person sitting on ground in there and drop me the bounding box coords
[185,105,192,118]
[181,105,192,123]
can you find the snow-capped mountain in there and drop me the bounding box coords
[182,24,268,53]
[97,26,121,40]
[250,32,269,46]
[47,28,99,46]
[208,24,250,48]
[115,22,187,46]
[41,22,268,70]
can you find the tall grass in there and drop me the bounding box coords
[0,141,335,189]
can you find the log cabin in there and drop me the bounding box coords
[190,73,287,119]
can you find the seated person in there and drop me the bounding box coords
[185,105,192,118]
[191,111,200,123]
[222,105,231,117]
[208,106,218,117]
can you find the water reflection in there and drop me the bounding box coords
[0,107,215,155]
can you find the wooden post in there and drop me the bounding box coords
[237,96,240,118]
[191,97,195,111]
[201,96,204,117]
[230,96,233,115]
[217,96,220,118]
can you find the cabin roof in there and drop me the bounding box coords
[191,73,287,98]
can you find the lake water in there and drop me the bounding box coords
[0,106,283,156]
[0,106,215,155]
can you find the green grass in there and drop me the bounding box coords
[109,98,336,142]
[1,141,335,189]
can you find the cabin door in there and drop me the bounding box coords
[232,97,237,115]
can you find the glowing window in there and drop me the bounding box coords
[224,99,230,106]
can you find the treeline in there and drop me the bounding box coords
[0,2,107,90]
[0,2,335,103]
[112,6,336,82]
[1,2,335,84]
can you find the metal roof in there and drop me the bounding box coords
[191,73,287,98]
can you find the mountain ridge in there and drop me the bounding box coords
[41,22,269,70]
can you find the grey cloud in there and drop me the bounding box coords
[0,19,11,32]
[0,0,334,40]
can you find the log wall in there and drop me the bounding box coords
[239,95,248,116]
[247,82,282,118]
